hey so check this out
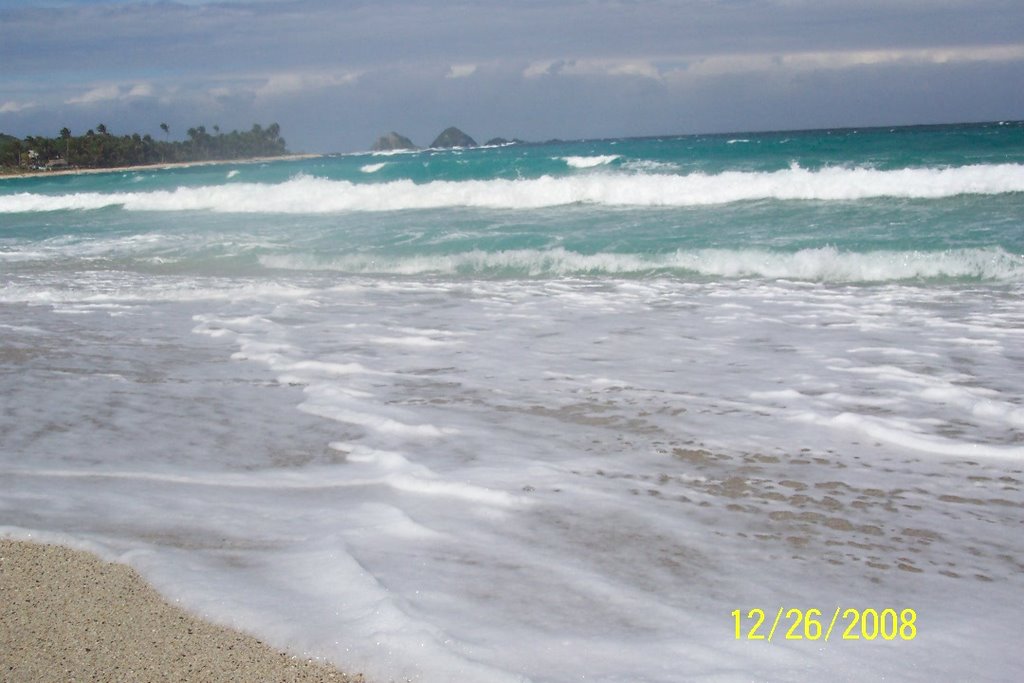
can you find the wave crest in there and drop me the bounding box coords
[260,246,1024,282]
[3,163,1023,214]
[559,155,620,168]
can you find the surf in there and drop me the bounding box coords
[3,163,1024,214]
[258,246,1024,282]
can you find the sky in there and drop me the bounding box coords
[1,0,1023,152]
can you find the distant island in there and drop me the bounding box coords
[1,123,291,175]
[371,132,419,152]
[430,127,478,148]
[371,127,523,152]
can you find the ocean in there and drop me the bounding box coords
[2,122,1023,682]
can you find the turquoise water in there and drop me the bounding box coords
[2,122,1023,285]
[2,122,1023,682]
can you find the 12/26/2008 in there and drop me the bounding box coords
[732,607,917,641]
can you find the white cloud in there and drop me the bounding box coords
[662,43,1024,81]
[784,44,1024,69]
[446,64,477,79]
[522,60,556,79]
[64,82,156,105]
[65,84,122,105]
[254,70,361,98]
[519,43,1024,84]
[125,83,155,98]
[0,100,37,113]
[523,58,660,80]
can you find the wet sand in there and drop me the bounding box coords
[0,539,362,683]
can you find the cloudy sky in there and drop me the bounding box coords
[2,0,1022,152]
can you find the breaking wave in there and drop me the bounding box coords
[559,155,620,168]
[3,163,1023,214]
[260,246,1024,282]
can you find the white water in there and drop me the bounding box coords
[559,155,621,168]
[4,163,1024,213]
[2,273,1022,682]
[258,246,1024,282]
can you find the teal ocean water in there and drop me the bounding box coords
[2,122,1023,681]
[3,122,1024,281]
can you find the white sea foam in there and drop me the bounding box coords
[3,163,1024,213]
[815,412,1024,459]
[0,278,316,305]
[620,159,682,173]
[260,245,1024,282]
[3,262,1023,682]
[360,162,387,173]
[559,155,620,168]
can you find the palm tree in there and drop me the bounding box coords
[60,127,71,161]
[97,123,108,136]
[157,124,169,161]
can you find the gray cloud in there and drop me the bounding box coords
[2,0,1022,151]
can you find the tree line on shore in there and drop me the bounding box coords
[0,123,288,171]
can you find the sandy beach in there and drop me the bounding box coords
[0,539,362,683]
[0,154,321,180]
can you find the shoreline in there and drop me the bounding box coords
[0,538,362,683]
[0,153,321,180]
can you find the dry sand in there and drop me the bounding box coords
[0,539,362,683]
